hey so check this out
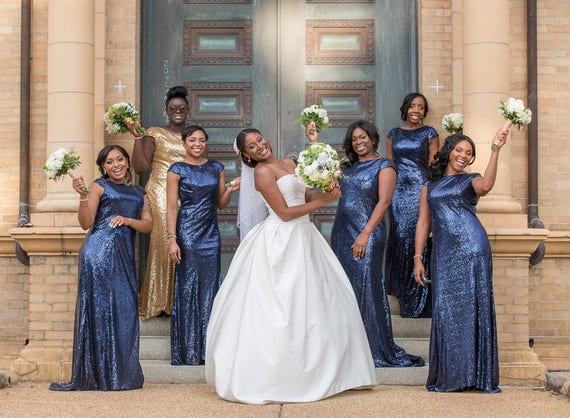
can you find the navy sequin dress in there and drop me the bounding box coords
[49,178,145,391]
[169,160,224,365]
[331,158,424,368]
[426,173,500,393]
[385,125,438,318]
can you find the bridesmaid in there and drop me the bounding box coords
[385,92,439,318]
[131,85,189,319]
[166,125,240,365]
[413,128,508,393]
[50,145,152,391]
[310,120,424,368]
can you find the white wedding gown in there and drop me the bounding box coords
[205,174,376,404]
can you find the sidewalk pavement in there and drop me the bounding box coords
[1,383,569,418]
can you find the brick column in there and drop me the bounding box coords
[463,1,545,385]
[462,0,526,228]
[35,0,96,223]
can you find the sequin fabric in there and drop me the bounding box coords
[169,160,224,365]
[385,125,438,318]
[426,173,500,393]
[331,158,424,368]
[49,178,145,391]
[138,127,187,319]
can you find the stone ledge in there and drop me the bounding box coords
[9,227,86,256]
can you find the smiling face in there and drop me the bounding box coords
[446,139,474,175]
[103,149,129,183]
[183,129,207,159]
[406,95,426,126]
[242,131,272,162]
[350,127,375,160]
[165,97,189,126]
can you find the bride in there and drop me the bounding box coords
[205,128,376,404]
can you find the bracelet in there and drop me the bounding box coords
[167,233,177,239]
[79,198,88,202]
[413,255,423,261]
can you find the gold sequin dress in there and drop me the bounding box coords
[138,126,186,319]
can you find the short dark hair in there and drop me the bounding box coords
[181,125,208,142]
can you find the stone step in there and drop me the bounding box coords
[139,336,430,362]
[140,315,431,339]
[140,361,429,386]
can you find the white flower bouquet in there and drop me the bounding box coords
[104,102,145,136]
[495,97,532,149]
[297,104,331,133]
[42,147,89,193]
[295,142,342,192]
[441,112,463,134]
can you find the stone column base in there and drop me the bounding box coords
[499,348,546,386]
[10,342,72,384]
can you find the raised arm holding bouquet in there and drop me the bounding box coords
[104,102,145,136]
[298,104,331,144]
[495,97,532,149]
[43,147,89,194]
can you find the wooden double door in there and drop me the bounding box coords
[141,0,417,267]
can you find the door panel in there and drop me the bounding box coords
[141,0,416,261]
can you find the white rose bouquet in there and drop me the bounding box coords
[295,142,342,192]
[42,147,89,193]
[441,112,463,134]
[104,102,145,136]
[495,97,532,149]
[297,104,331,133]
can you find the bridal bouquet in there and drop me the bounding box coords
[295,142,342,192]
[43,147,89,193]
[104,102,145,136]
[297,104,331,133]
[441,112,463,134]
[495,97,532,149]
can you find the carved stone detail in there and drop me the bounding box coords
[186,82,253,127]
[306,20,375,65]
[184,20,253,65]
[305,81,375,126]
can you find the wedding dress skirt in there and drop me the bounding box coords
[205,174,376,404]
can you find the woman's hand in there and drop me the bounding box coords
[109,215,131,228]
[413,259,427,287]
[491,127,509,151]
[126,119,142,138]
[169,241,181,264]
[314,182,341,204]
[72,176,88,195]
[351,233,370,260]
[304,121,319,144]
[225,176,241,192]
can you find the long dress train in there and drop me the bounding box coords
[138,127,186,319]
[205,174,376,404]
[50,178,145,391]
[426,173,500,393]
[331,158,424,368]
[385,125,437,318]
[169,160,224,365]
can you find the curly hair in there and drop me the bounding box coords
[165,85,189,107]
[399,92,429,122]
[96,145,133,184]
[342,120,380,165]
[428,133,476,180]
